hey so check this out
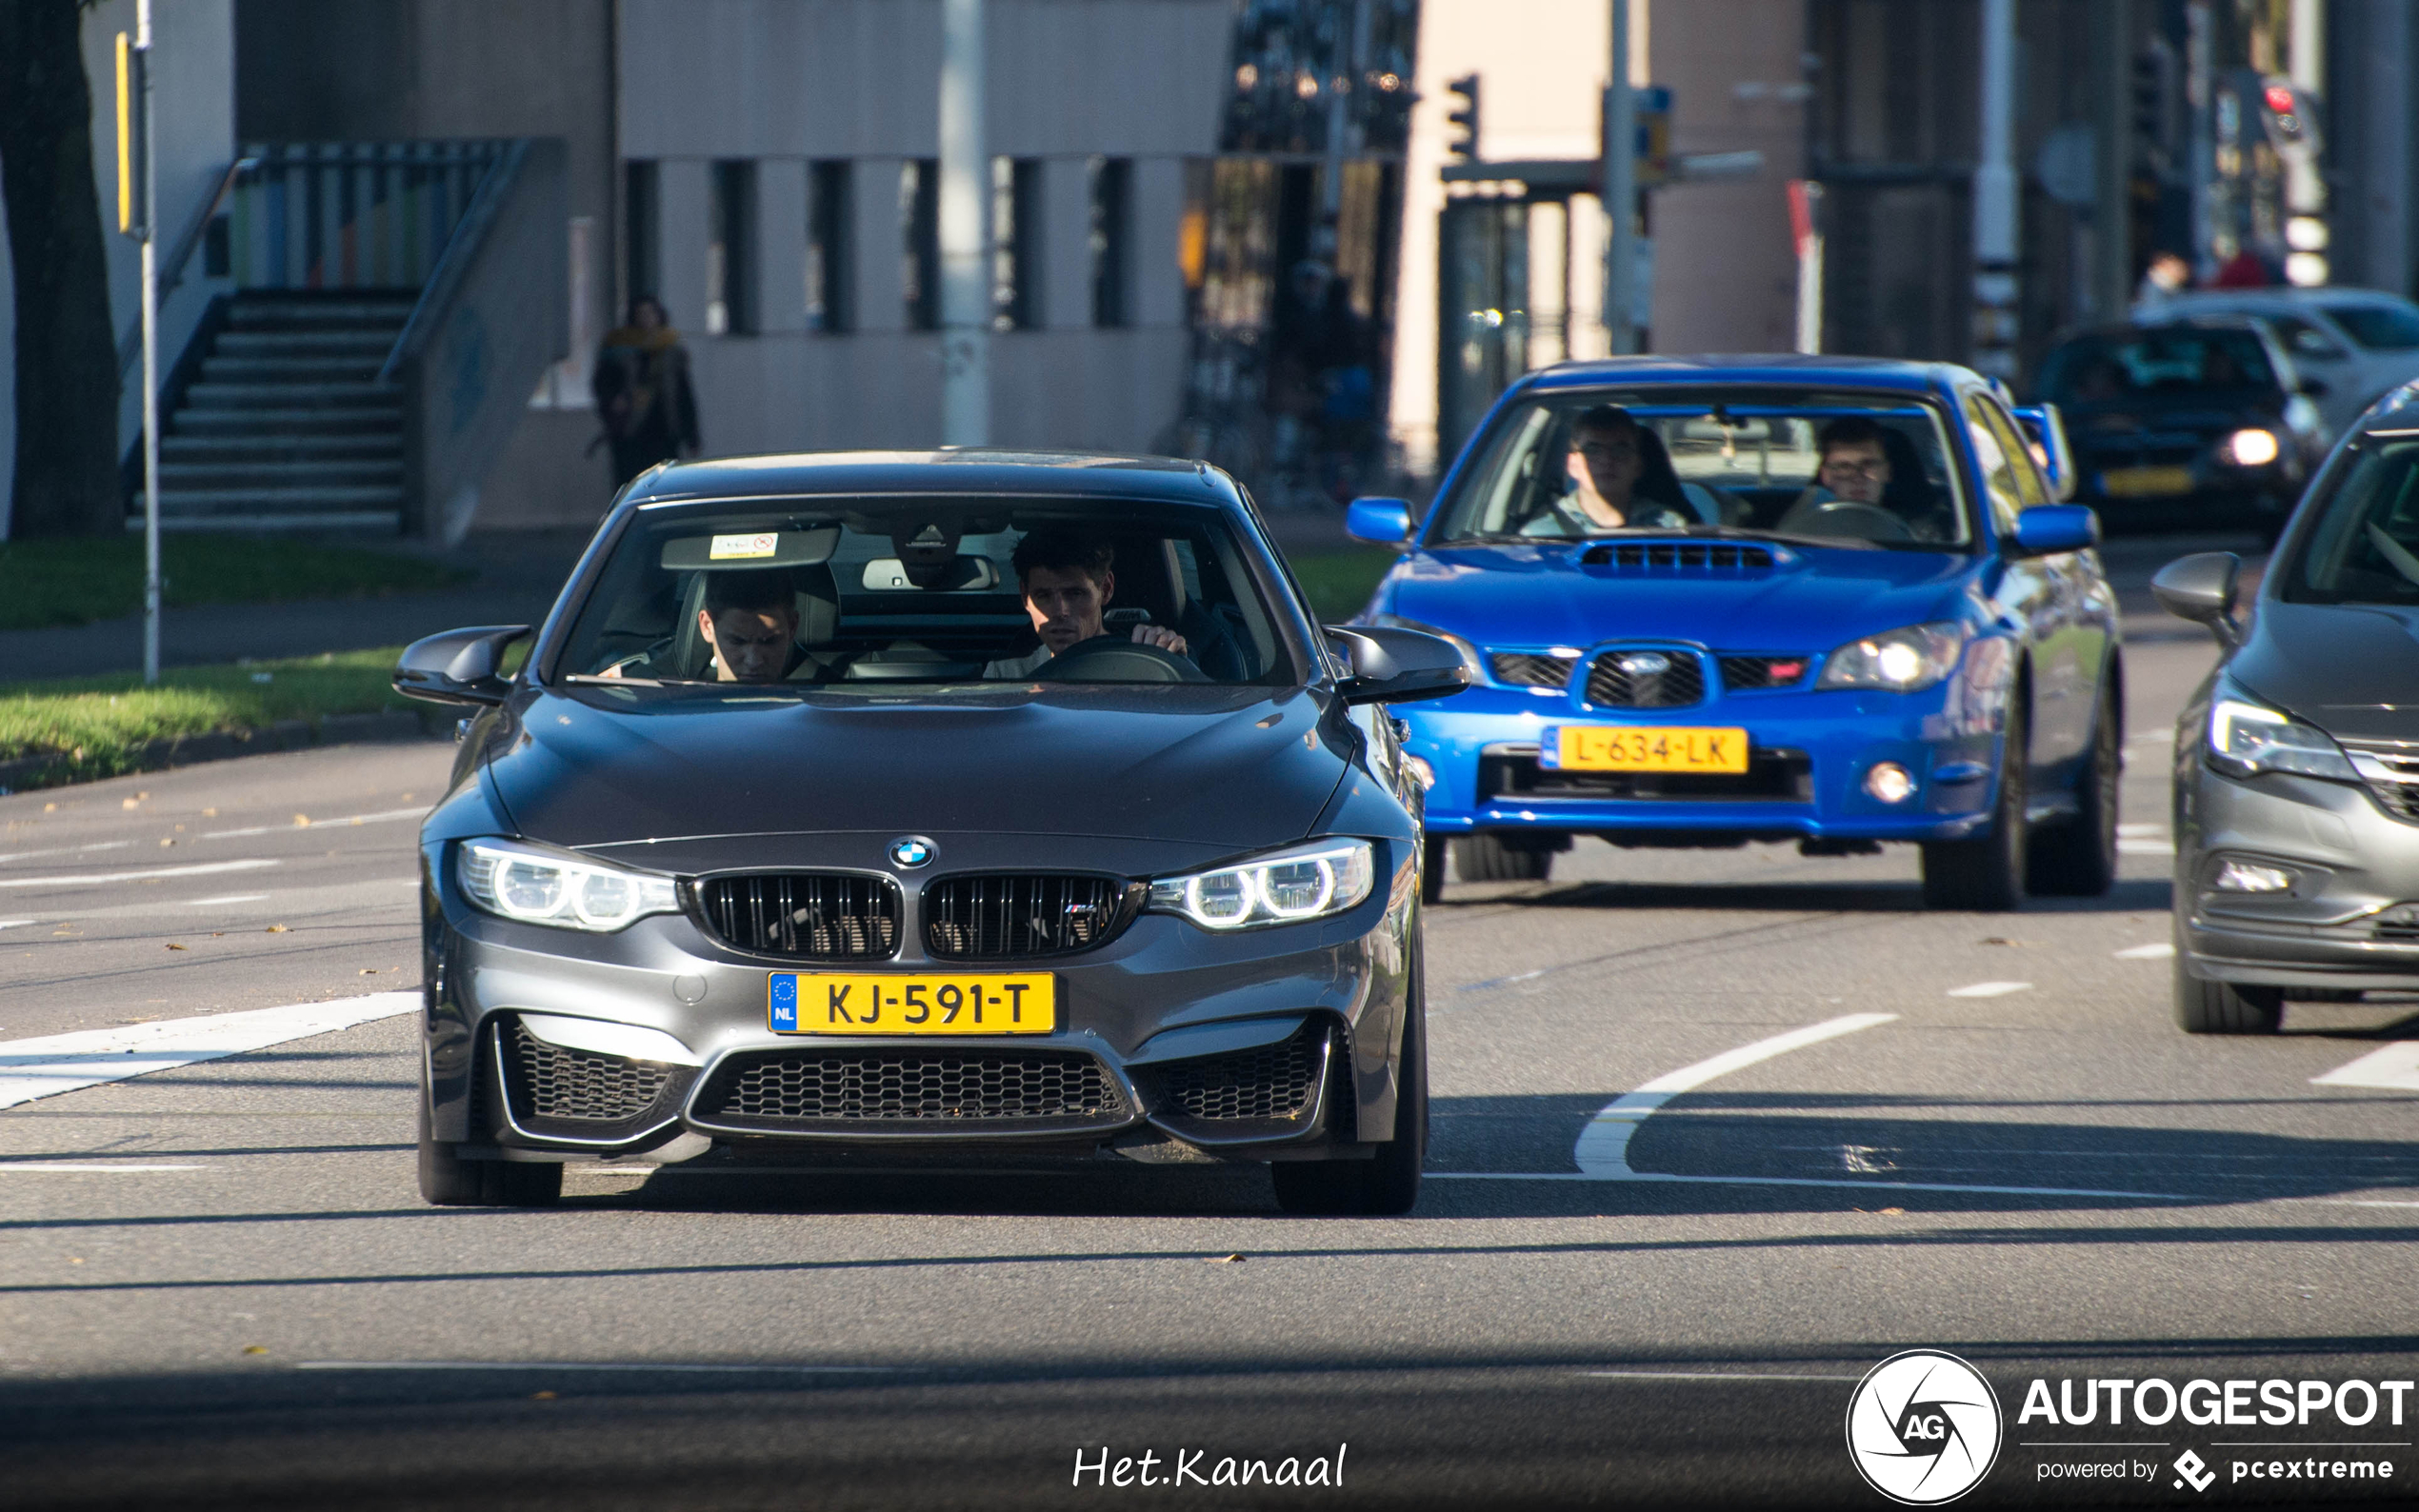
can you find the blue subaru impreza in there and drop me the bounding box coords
[1349,356,2122,911]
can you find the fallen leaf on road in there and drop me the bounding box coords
[159,838,175,847]
[241,1345,268,1356]
[264,925,288,933]
[530,1391,557,1401]
[69,1258,83,1264]
[201,808,216,817]
[165,943,188,951]
[359,967,380,975]
[122,799,140,810]
[1207,1253,1249,1263]
[1878,1207,1905,1216]
[292,815,310,827]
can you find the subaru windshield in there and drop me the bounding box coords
[1429,388,1974,550]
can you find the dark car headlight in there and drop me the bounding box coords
[1814,622,1966,692]
[2222,427,2281,467]
[2206,694,2357,782]
[456,838,681,932]
[1148,839,1376,931]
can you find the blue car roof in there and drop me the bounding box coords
[622,449,1236,508]
[1519,353,1972,395]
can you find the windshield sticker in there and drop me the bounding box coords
[710,532,780,560]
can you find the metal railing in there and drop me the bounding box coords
[222,140,510,294]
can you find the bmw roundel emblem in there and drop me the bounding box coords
[888,836,936,869]
[1619,651,1672,676]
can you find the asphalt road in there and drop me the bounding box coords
[6,538,2419,1510]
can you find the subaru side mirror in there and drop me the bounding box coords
[1345,497,1416,547]
[2009,504,2100,557]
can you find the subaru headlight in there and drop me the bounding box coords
[1372,615,1485,680]
[457,838,681,932]
[2207,694,2356,782]
[1148,839,1376,931]
[1814,622,1968,692]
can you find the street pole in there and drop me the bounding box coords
[1970,0,2019,380]
[138,0,160,685]
[2091,0,2133,321]
[937,0,988,446]
[1602,0,1636,356]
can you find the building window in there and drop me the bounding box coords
[624,159,660,311]
[990,157,1043,330]
[901,159,939,330]
[1089,156,1131,328]
[707,160,756,335]
[807,160,852,333]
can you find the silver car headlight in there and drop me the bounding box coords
[457,838,681,932]
[2207,694,2357,782]
[1148,839,1376,931]
[1815,622,1968,692]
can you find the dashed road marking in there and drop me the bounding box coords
[0,841,132,864]
[2114,942,2175,960]
[1947,981,2032,998]
[186,894,272,906]
[2312,1043,2419,1093]
[295,1360,907,1374]
[200,806,424,840]
[0,859,279,891]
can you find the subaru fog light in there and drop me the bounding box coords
[1863,762,1916,804]
[2212,858,2296,894]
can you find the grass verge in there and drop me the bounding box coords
[0,536,473,632]
[1286,547,1399,623]
[0,647,422,787]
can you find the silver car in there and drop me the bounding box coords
[2155,383,2419,1031]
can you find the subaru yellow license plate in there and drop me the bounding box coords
[1544,725,1750,774]
[2099,465,2193,498]
[769,972,1056,1035]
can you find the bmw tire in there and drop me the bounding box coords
[1454,831,1554,883]
[419,1094,564,1207]
[1271,946,1427,1217]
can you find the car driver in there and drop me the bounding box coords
[1800,416,1893,507]
[696,569,801,683]
[985,527,1189,678]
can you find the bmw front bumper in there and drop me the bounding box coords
[417,834,1418,1165]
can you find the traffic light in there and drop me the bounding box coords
[1445,73,1480,161]
[2258,78,2322,157]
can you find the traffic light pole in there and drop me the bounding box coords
[1602,0,1636,356]
[1970,0,2019,380]
[937,0,988,447]
[2092,0,2133,321]
[135,0,160,685]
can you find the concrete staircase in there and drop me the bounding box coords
[153,295,415,531]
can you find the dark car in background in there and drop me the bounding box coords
[2036,316,2328,535]
[2155,386,2419,1032]
[392,451,1466,1214]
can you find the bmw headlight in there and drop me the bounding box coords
[1148,839,1376,931]
[457,838,681,932]
[2207,693,2357,782]
[1814,622,1968,692]
[1372,615,1485,680]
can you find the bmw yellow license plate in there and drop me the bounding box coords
[2099,465,2194,498]
[769,972,1056,1035]
[1544,724,1750,774]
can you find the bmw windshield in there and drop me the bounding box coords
[1430,388,1974,550]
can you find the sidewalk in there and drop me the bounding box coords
[0,529,591,681]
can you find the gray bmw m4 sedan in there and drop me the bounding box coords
[394,451,1467,1213]
[2155,386,2419,1032]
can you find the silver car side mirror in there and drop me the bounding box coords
[2150,552,2242,649]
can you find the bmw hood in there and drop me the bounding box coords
[2231,601,2419,742]
[482,685,1350,850]
[1385,543,1973,651]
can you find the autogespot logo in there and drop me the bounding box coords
[1846,1350,2004,1505]
[887,836,935,869]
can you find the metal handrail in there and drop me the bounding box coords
[116,155,258,377]
[376,139,530,386]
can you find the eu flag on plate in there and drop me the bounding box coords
[770,972,798,1032]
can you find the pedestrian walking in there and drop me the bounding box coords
[592,294,701,488]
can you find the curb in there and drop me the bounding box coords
[0,706,452,796]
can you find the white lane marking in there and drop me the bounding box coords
[296,1361,907,1374]
[2114,942,2175,960]
[2117,823,2168,836]
[2312,1043,2419,1093]
[0,1163,209,1172]
[1580,1370,1866,1383]
[186,894,271,906]
[201,806,425,840]
[0,920,32,931]
[0,858,279,891]
[1571,1014,1896,1178]
[1429,1011,2187,1199]
[0,991,418,1110]
[2118,839,2176,854]
[0,841,132,864]
[1947,981,2032,998]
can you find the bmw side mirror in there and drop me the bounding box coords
[1325,626,1470,706]
[2011,404,2077,502]
[1345,497,1416,547]
[393,625,532,706]
[2150,552,2242,648]
[2009,504,2099,557]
